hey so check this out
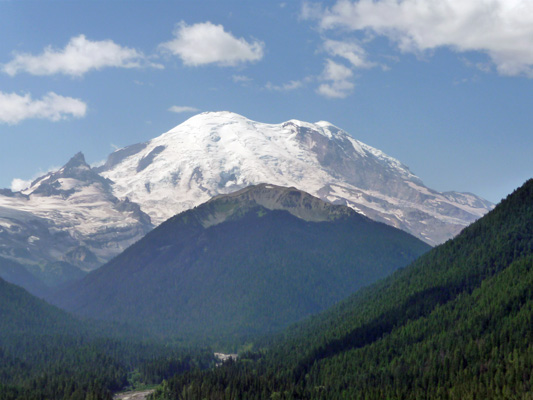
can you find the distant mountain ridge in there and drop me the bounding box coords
[0,152,153,290]
[50,184,430,341]
[0,256,49,297]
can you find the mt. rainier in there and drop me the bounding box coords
[99,111,493,245]
[0,111,493,291]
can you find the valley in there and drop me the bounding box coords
[149,179,533,399]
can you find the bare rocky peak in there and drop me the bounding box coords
[25,152,113,199]
[203,183,357,227]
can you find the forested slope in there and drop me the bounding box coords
[0,277,212,400]
[52,185,429,342]
[152,179,533,400]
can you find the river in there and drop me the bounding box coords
[113,389,155,400]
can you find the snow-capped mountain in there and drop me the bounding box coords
[0,153,153,282]
[98,111,493,245]
[0,111,494,289]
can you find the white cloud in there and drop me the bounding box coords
[317,80,354,98]
[159,21,264,67]
[323,39,375,69]
[314,0,533,77]
[11,178,32,192]
[0,91,87,125]
[301,1,325,20]
[233,74,253,83]
[2,35,157,77]
[168,105,200,114]
[323,59,353,81]
[317,59,354,98]
[11,164,60,192]
[266,80,304,91]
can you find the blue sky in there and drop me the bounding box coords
[0,0,532,203]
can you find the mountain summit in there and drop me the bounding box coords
[99,111,493,245]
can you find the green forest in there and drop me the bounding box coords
[50,192,428,342]
[150,179,533,399]
[0,276,214,400]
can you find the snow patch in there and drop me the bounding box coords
[27,235,40,243]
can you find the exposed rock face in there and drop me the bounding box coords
[201,183,356,227]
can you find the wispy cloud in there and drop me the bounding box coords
[301,1,324,20]
[460,57,492,74]
[159,21,264,67]
[266,79,304,91]
[2,35,159,77]
[317,59,354,98]
[310,0,533,78]
[168,105,200,114]
[323,39,376,69]
[0,91,87,125]
[233,74,253,83]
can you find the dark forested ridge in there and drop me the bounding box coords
[0,277,214,400]
[51,185,429,342]
[151,179,533,399]
[0,275,81,336]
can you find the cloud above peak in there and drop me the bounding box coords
[311,0,533,78]
[160,21,264,67]
[323,39,375,69]
[2,35,158,77]
[168,105,200,114]
[317,59,354,98]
